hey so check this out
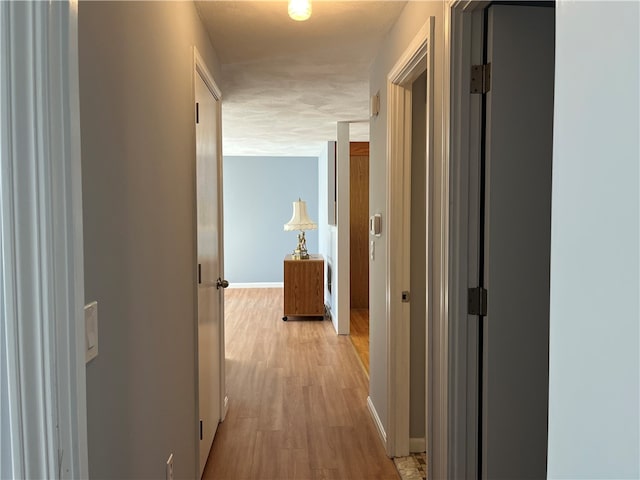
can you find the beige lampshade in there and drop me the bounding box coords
[284,199,317,231]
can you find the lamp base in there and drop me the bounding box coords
[292,231,309,259]
[291,249,310,260]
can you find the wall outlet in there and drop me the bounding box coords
[166,453,174,480]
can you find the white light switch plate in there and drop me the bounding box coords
[84,301,98,363]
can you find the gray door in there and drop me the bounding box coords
[481,5,555,479]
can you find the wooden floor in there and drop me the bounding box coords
[203,288,398,480]
[349,309,370,375]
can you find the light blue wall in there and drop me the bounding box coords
[548,2,639,478]
[223,156,319,283]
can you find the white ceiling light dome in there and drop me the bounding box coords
[288,0,312,21]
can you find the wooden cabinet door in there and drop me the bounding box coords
[284,255,324,316]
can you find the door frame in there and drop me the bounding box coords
[192,47,228,474]
[0,1,88,477]
[444,1,489,478]
[385,17,435,459]
[335,119,369,335]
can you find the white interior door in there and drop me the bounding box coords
[195,69,222,477]
[482,5,555,479]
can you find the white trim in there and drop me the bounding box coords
[335,122,350,335]
[385,17,435,459]
[424,14,436,474]
[388,20,433,85]
[341,118,370,124]
[445,2,488,479]
[367,396,387,449]
[334,119,370,336]
[451,0,490,13]
[410,438,427,454]
[227,282,283,289]
[194,49,221,101]
[385,78,412,458]
[0,1,88,477]
[215,67,226,428]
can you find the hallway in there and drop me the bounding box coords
[203,288,398,479]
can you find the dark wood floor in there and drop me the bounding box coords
[202,288,398,480]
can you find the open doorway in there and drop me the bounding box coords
[332,120,370,342]
[348,142,370,373]
[409,70,428,453]
[476,5,555,478]
[446,2,555,477]
[382,17,435,460]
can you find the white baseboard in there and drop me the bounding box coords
[410,437,426,453]
[367,396,387,449]
[228,282,283,289]
[221,395,229,421]
[328,304,339,334]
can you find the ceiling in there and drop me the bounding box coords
[195,1,407,157]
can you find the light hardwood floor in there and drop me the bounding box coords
[349,309,370,375]
[203,288,398,480]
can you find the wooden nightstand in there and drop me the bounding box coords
[283,254,324,321]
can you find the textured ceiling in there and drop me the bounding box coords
[195,1,407,157]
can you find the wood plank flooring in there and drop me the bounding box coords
[349,309,370,375]
[203,288,398,480]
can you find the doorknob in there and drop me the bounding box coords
[216,278,229,289]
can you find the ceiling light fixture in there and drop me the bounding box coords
[288,0,312,21]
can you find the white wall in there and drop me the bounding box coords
[78,2,221,478]
[368,1,445,453]
[223,155,318,283]
[317,142,335,312]
[548,1,639,478]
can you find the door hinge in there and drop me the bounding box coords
[468,287,488,316]
[198,263,202,284]
[199,420,203,440]
[401,291,410,303]
[196,102,200,124]
[470,63,491,94]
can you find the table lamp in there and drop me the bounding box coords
[284,198,317,259]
